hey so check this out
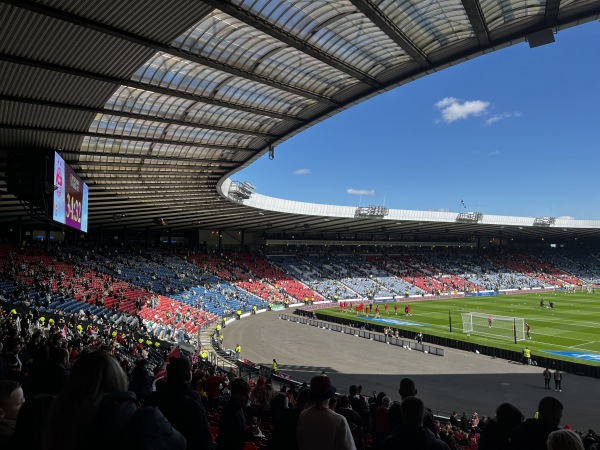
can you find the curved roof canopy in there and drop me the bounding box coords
[1,0,599,239]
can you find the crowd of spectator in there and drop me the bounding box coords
[1,289,599,449]
[1,240,600,449]
[2,317,599,450]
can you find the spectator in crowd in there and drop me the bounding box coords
[449,411,459,427]
[382,396,449,450]
[128,358,153,404]
[5,393,55,450]
[145,356,212,450]
[398,377,435,432]
[511,396,563,450]
[267,388,301,450]
[373,396,393,449]
[202,367,226,411]
[297,375,356,450]
[349,384,371,439]
[29,346,70,396]
[0,380,25,446]
[387,402,403,432]
[270,386,290,424]
[547,429,584,450]
[336,395,363,449]
[218,377,256,450]
[42,349,186,450]
[478,402,524,450]
[251,376,274,418]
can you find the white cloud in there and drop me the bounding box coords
[435,97,458,108]
[293,169,311,175]
[488,150,500,156]
[557,215,575,220]
[485,111,523,126]
[347,189,375,196]
[435,97,491,123]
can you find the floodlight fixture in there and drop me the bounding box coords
[355,205,389,218]
[229,180,255,201]
[533,217,556,227]
[456,212,483,223]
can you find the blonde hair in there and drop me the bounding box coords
[547,429,584,450]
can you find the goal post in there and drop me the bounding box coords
[461,312,525,343]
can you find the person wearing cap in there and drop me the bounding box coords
[297,375,356,450]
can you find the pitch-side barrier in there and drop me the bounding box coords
[279,313,444,357]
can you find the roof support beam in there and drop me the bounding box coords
[60,150,240,165]
[89,182,215,188]
[71,161,235,170]
[202,0,379,87]
[93,194,223,202]
[0,53,299,122]
[0,95,275,139]
[88,201,225,211]
[91,190,213,197]
[4,0,334,105]
[543,0,561,27]
[80,171,220,177]
[460,0,491,46]
[0,124,255,153]
[90,206,243,219]
[347,0,431,67]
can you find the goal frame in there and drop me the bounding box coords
[461,312,525,344]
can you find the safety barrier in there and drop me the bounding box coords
[279,313,444,357]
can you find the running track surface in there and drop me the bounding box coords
[221,311,600,431]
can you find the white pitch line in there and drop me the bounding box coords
[538,317,600,327]
[568,341,598,349]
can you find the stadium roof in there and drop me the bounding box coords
[1,0,599,239]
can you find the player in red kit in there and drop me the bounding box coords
[384,303,389,315]
[375,305,380,318]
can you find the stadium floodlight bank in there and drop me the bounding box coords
[355,205,389,218]
[461,312,525,343]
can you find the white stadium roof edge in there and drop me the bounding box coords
[1,0,599,240]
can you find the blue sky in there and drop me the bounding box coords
[238,22,600,220]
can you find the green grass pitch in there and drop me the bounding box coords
[317,290,600,366]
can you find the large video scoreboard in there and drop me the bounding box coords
[52,152,88,232]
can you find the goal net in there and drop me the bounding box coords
[461,312,525,343]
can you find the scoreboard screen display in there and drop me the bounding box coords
[53,152,88,232]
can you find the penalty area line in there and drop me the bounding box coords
[568,341,598,350]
